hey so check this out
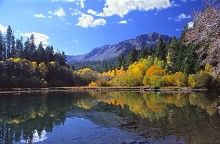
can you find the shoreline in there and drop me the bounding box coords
[0,86,209,94]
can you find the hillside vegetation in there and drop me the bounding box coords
[0,1,219,89]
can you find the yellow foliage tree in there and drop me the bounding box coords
[174,72,187,87]
[143,66,166,88]
[77,68,98,84]
[162,74,175,86]
[188,70,213,88]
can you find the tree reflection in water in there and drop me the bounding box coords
[0,91,219,144]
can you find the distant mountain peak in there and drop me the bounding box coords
[66,32,171,64]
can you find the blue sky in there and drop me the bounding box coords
[0,0,201,55]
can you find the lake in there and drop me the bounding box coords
[0,91,220,144]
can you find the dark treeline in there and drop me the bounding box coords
[0,26,89,88]
[72,58,117,73]
[0,26,66,65]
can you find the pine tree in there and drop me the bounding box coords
[2,37,6,60]
[183,43,200,74]
[15,37,23,58]
[117,53,125,68]
[36,42,46,63]
[11,35,16,58]
[155,37,166,61]
[127,47,137,66]
[0,31,4,60]
[174,43,186,72]
[60,51,66,66]
[29,34,36,61]
[45,46,55,63]
[166,37,179,72]
[138,47,147,60]
[6,26,13,58]
[55,51,66,66]
[22,38,30,60]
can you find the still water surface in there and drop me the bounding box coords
[0,91,220,144]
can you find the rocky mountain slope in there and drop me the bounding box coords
[66,32,171,64]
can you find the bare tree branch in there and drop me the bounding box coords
[185,0,220,79]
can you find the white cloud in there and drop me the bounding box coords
[49,8,66,18]
[175,13,191,21]
[33,13,46,18]
[21,32,49,46]
[97,0,171,17]
[54,8,66,17]
[118,20,128,24]
[70,9,82,16]
[79,0,85,8]
[76,13,106,28]
[0,23,7,33]
[176,28,181,31]
[87,9,97,15]
[52,0,85,8]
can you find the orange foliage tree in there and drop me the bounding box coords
[143,66,166,88]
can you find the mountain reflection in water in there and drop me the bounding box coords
[0,91,219,144]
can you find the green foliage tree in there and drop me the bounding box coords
[29,34,36,61]
[166,37,179,72]
[15,37,23,58]
[36,42,46,63]
[55,51,66,66]
[137,47,153,60]
[45,46,55,63]
[126,47,138,66]
[182,43,200,74]
[0,31,4,60]
[22,38,30,60]
[117,53,126,69]
[6,26,13,58]
[11,35,16,58]
[155,37,166,61]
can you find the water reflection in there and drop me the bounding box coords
[0,91,219,144]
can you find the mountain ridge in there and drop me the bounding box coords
[66,32,171,64]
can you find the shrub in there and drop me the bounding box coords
[188,70,213,88]
[174,72,187,87]
[89,81,97,87]
[95,78,110,87]
[162,74,175,86]
[188,74,196,87]
[149,75,163,88]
